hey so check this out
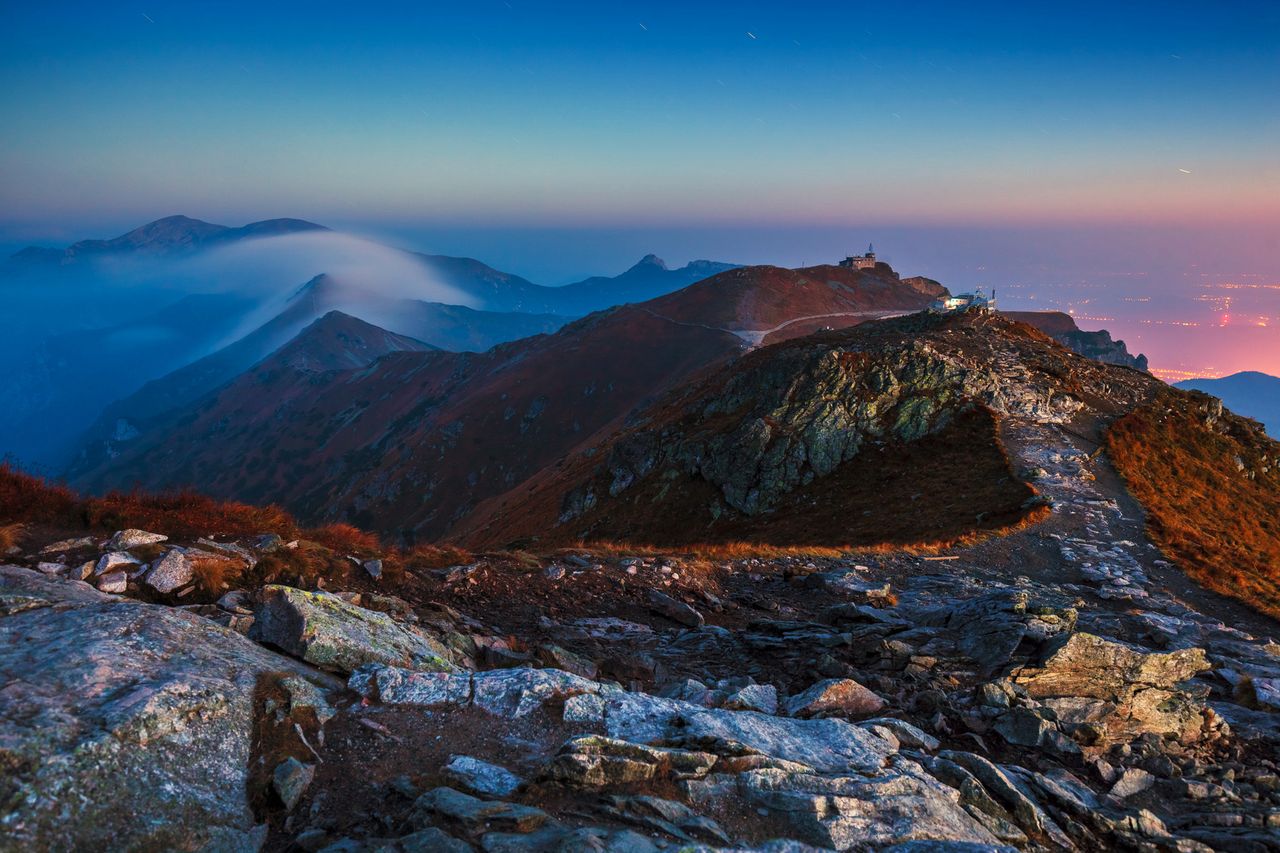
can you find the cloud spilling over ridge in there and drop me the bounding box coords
[179,230,475,304]
[162,230,479,353]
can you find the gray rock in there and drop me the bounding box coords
[146,549,195,594]
[280,675,336,725]
[250,585,456,675]
[443,755,523,798]
[861,718,941,751]
[273,757,315,810]
[94,550,141,576]
[645,588,705,628]
[108,528,168,550]
[677,708,895,774]
[96,569,128,593]
[806,570,894,604]
[0,564,330,852]
[363,558,383,580]
[39,536,96,554]
[397,827,474,852]
[1109,767,1155,799]
[535,643,598,679]
[738,765,1002,850]
[349,663,472,706]
[217,589,254,613]
[724,683,779,714]
[937,751,1073,849]
[543,735,717,788]
[411,787,548,835]
[471,668,600,718]
[992,707,1055,748]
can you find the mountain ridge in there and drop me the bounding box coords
[72,263,947,540]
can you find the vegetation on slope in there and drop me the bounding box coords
[1106,391,1280,619]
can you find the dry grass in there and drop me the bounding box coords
[0,463,298,539]
[488,549,543,570]
[564,540,849,561]
[188,552,242,594]
[0,522,26,552]
[306,523,381,554]
[1107,391,1280,620]
[405,544,474,570]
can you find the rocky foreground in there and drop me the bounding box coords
[3,479,1280,852]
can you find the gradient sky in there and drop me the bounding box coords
[2,1,1278,240]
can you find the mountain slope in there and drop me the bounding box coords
[76,263,945,540]
[1107,388,1280,617]
[71,311,434,497]
[456,311,1162,549]
[66,275,567,478]
[1175,371,1279,437]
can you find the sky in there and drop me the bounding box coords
[2,1,1277,236]
[1,1,1278,376]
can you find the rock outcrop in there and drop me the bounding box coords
[249,584,458,675]
[0,565,335,852]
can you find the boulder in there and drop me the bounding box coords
[1013,632,1210,699]
[108,529,168,550]
[1011,632,1212,744]
[806,570,894,605]
[471,668,599,718]
[350,664,472,707]
[39,536,96,554]
[543,735,717,788]
[535,643,598,679]
[146,549,194,594]
[250,585,455,675]
[785,678,886,718]
[675,708,895,774]
[1109,767,1155,799]
[411,787,547,835]
[96,570,128,594]
[929,591,1076,674]
[443,755,523,798]
[935,751,1073,849]
[724,683,779,714]
[0,564,331,851]
[645,588,704,628]
[737,765,1002,850]
[94,550,141,576]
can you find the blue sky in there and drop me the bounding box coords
[2,1,1277,241]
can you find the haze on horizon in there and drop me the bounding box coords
[2,1,1278,378]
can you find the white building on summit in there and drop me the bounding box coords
[839,244,878,270]
[932,288,997,313]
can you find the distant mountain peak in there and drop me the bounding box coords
[629,254,669,272]
[11,215,330,265]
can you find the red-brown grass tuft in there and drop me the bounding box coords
[404,544,474,570]
[0,463,297,539]
[0,521,26,552]
[1106,391,1280,620]
[306,523,381,554]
